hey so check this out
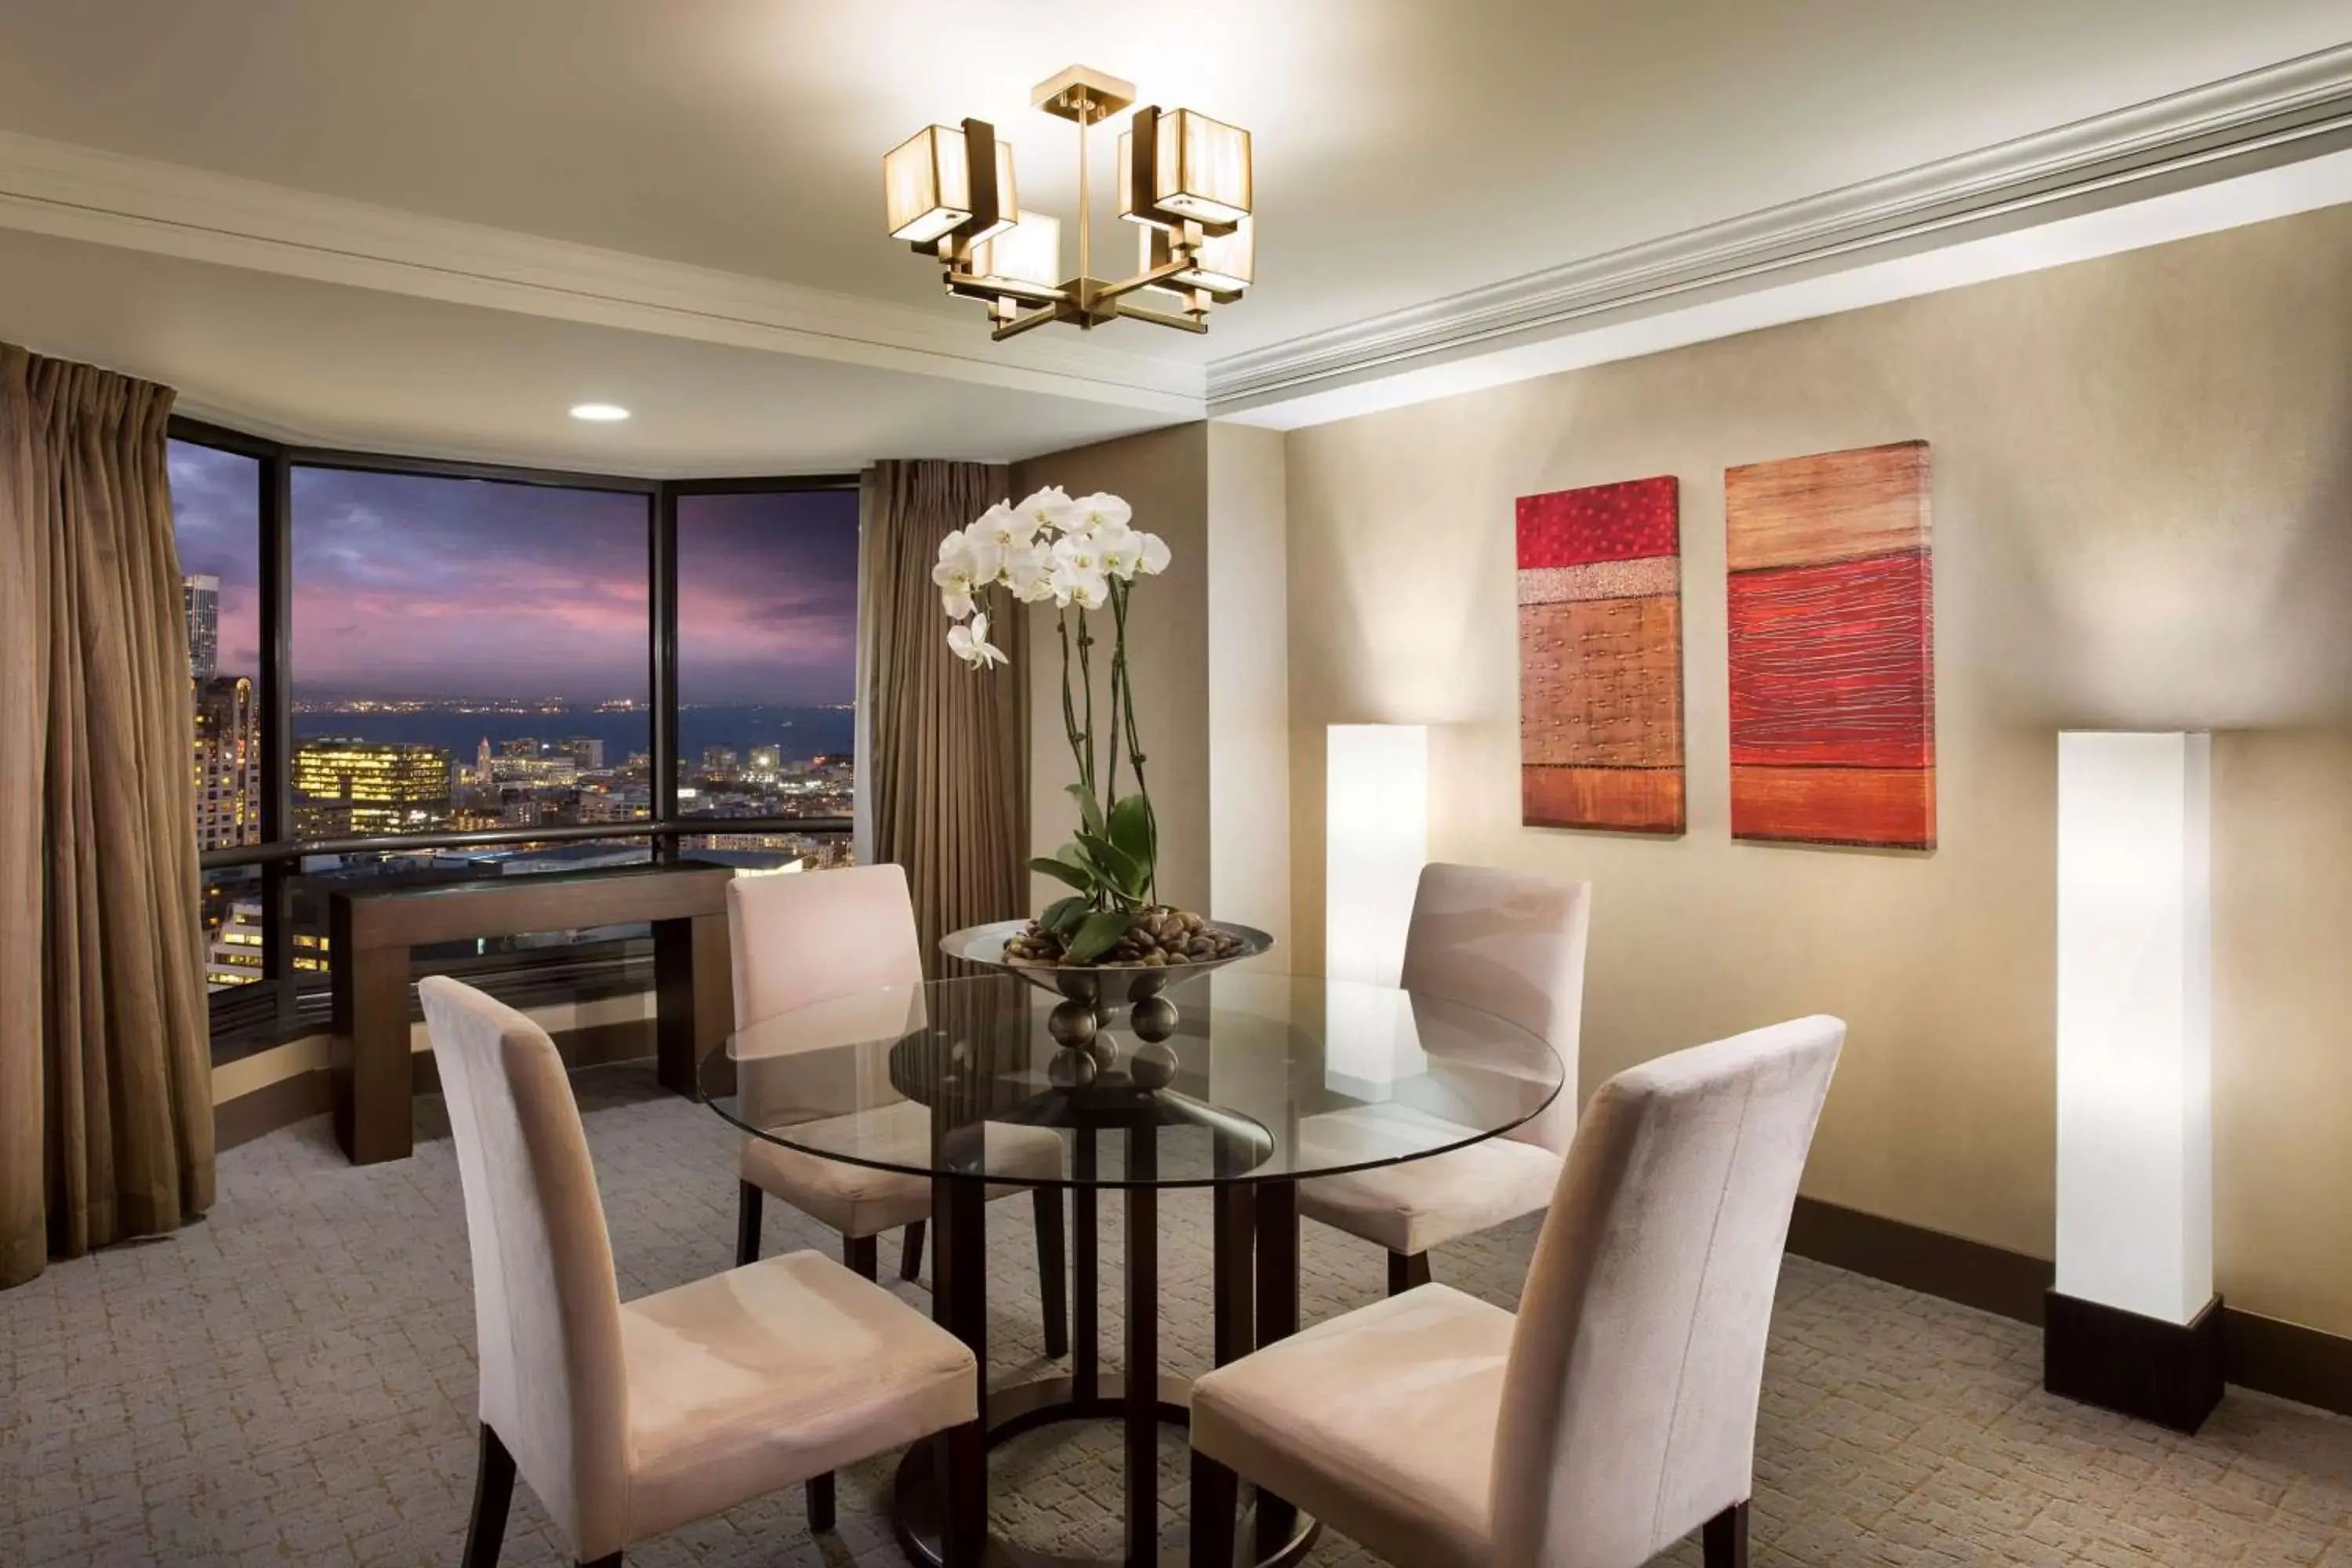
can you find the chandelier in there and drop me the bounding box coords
[883,66,1254,341]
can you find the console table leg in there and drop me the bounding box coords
[654,912,731,1098]
[334,946,412,1165]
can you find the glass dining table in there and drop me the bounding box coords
[699,966,1564,1568]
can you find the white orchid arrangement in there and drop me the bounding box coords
[935,486,1173,964]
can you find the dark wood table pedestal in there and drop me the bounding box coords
[890,1137,1317,1567]
[329,862,735,1165]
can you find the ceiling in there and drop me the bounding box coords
[0,1,2346,467]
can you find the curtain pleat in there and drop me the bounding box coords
[0,343,213,1290]
[861,460,1027,974]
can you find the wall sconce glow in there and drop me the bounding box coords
[1326,724,1427,987]
[2049,730,2221,1430]
[568,403,631,423]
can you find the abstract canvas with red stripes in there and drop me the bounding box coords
[1516,475,1684,833]
[1726,441,1934,849]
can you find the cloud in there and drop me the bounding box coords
[169,445,862,705]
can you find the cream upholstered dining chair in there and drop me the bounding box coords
[1189,1014,1844,1568]
[1300,862,1592,1294]
[728,863,1068,1352]
[419,976,982,1568]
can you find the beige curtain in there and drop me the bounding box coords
[861,460,1028,974]
[0,343,214,1290]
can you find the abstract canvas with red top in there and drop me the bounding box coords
[1516,474,1684,833]
[1726,440,1935,849]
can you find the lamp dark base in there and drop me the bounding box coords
[2044,1289,2224,1434]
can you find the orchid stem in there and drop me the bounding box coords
[1110,579,1156,906]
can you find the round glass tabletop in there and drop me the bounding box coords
[700,968,1563,1189]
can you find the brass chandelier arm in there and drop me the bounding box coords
[1087,257,1197,303]
[1110,300,1210,334]
[945,272,1070,305]
[991,302,1080,341]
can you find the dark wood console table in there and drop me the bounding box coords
[328,860,736,1165]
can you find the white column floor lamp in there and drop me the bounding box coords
[2046,730,2223,1432]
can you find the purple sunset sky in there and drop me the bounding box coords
[166,441,858,705]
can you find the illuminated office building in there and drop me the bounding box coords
[191,673,260,851]
[183,573,219,681]
[292,738,452,837]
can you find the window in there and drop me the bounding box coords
[167,439,266,990]
[290,465,652,843]
[164,420,858,1051]
[675,488,859,869]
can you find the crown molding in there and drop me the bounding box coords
[1208,42,2352,414]
[0,129,1206,417]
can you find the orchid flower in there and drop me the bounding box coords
[1053,564,1111,610]
[1015,485,1076,536]
[931,528,1002,620]
[1094,524,1144,579]
[1003,543,1058,603]
[946,611,1009,668]
[1068,492,1132,536]
[1051,531,1106,576]
[1136,532,1171,575]
[968,500,1036,554]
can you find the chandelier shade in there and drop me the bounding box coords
[1153,109,1252,227]
[884,121,1013,247]
[971,210,1065,292]
[884,125,971,244]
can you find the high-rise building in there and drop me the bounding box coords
[183,573,220,680]
[700,745,740,779]
[292,738,452,836]
[559,736,605,771]
[747,743,782,781]
[191,674,260,851]
[476,735,493,785]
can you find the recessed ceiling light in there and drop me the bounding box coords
[569,402,631,423]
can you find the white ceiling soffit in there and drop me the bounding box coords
[0,126,1205,419]
[1213,42,2352,427]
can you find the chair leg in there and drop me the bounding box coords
[901,1220,927,1280]
[805,1472,837,1533]
[1189,1450,1240,1568]
[1703,1501,1749,1568]
[1388,1249,1432,1297]
[844,1232,880,1280]
[1034,1184,1069,1359]
[734,1181,763,1268]
[461,1423,515,1568]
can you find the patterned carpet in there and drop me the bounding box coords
[5,1062,2352,1566]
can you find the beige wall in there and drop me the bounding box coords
[1207,422,1293,953]
[1282,205,2352,1334]
[1014,424,1212,916]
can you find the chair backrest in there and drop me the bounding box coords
[1399,862,1591,1152]
[419,975,629,1560]
[1487,1016,1844,1568]
[726,862,924,1027]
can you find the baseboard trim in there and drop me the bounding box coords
[1788,1196,2352,1421]
[2224,1307,2352,1417]
[214,1068,332,1152]
[1787,1196,2054,1325]
[212,1017,659,1150]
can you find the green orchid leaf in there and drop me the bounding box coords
[1063,909,1140,965]
[1041,895,1089,936]
[1065,782,1106,837]
[1077,832,1145,898]
[1029,855,1096,894]
[1107,793,1155,866]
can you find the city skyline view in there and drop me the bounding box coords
[165,443,860,706]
